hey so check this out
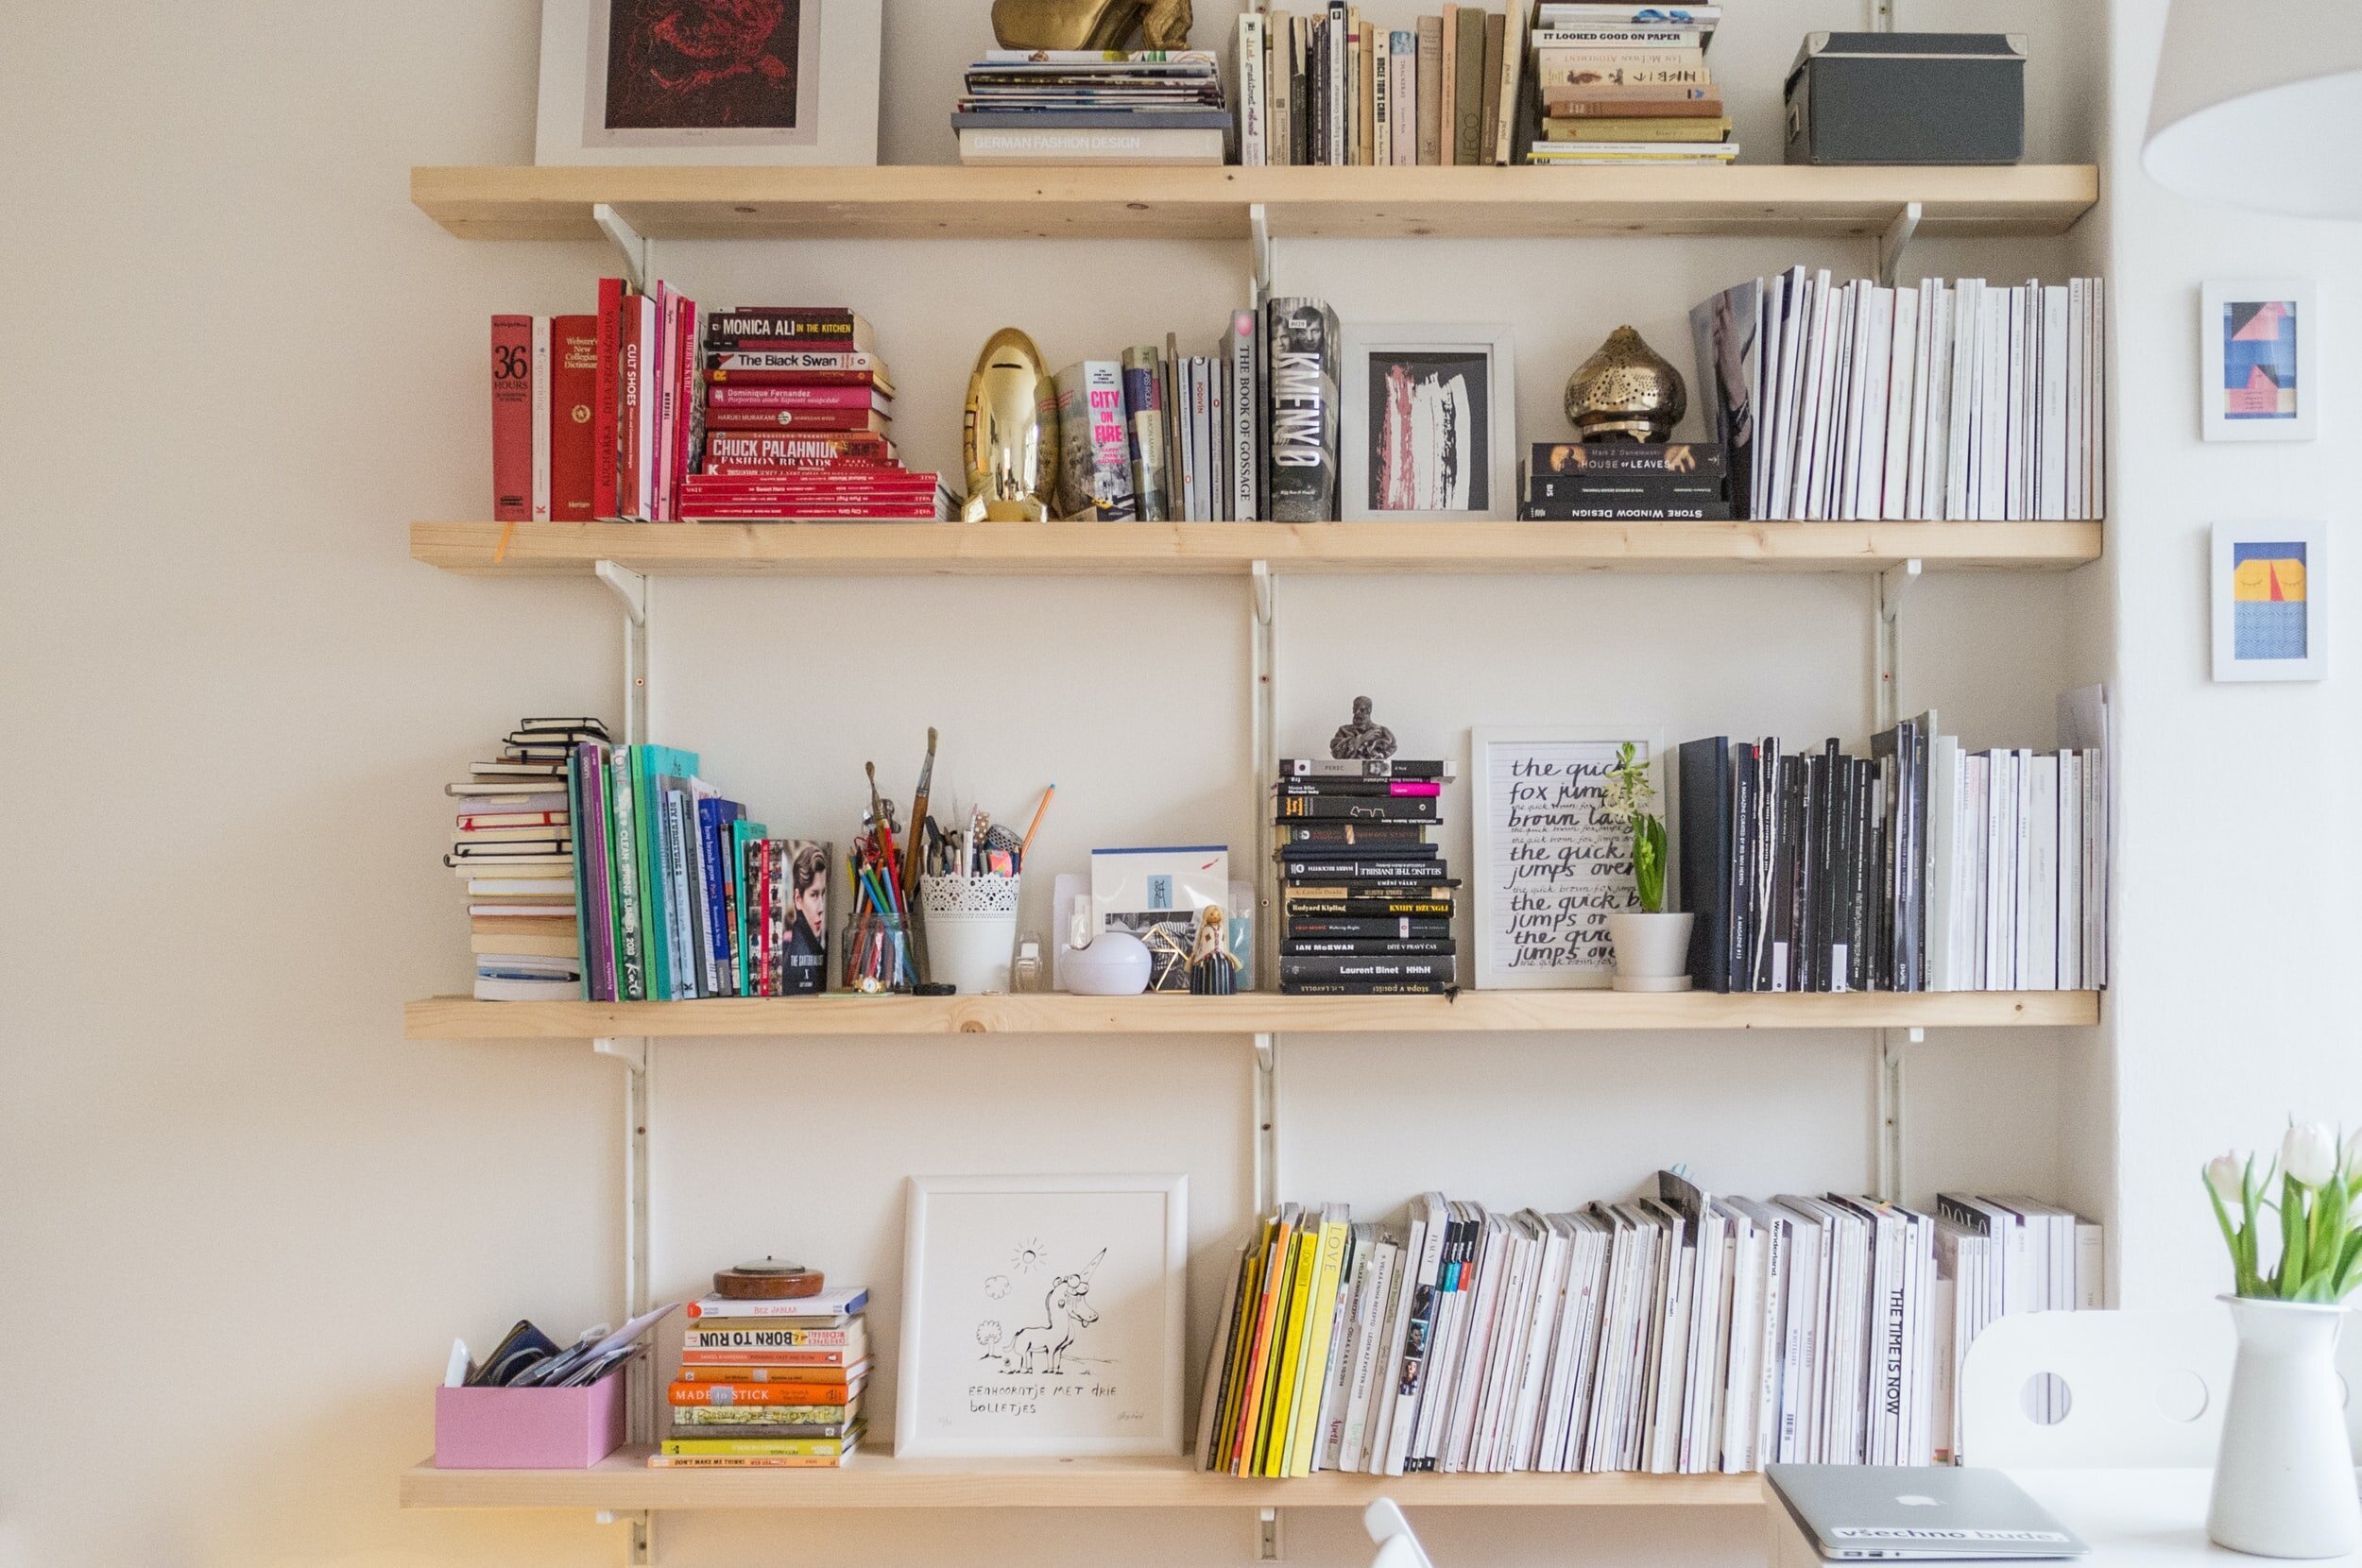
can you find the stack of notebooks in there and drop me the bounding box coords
[1677,715,2108,996]
[680,307,950,521]
[1519,440,1732,520]
[1193,1175,2101,1477]
[563,741,831,1002]
[1525,3,1734,166]
[1275,756,1457,994]
[452,717,608,1000]
[659,1287,870,1469]
[953,49,1231,166]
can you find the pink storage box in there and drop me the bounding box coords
[435,1364,627,1468]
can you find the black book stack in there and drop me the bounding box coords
[1274,757,1459,995]
[1519,441,1733,521]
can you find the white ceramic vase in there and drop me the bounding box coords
[2208,1294,2360,1559]
[1606,912,1695,981]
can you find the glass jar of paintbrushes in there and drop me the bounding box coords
[844,797,916,996]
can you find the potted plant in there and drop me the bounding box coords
[1599,742,1692,991]
[2203,1124,2362,1559]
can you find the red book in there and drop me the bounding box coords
[670,292,697,523]
[705,430,896,466]
[490,315,533,521]
[594,279,624,520]
[619,298,643,520]
[551,315,598,520]
[703,409,893,435]
[708,384,890,411]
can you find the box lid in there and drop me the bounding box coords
[1788,31,2028,85]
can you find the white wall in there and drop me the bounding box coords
[0,3,2215,1567]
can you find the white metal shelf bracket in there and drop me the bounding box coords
[1253,1031,1282,1218]
[595,561,651,746]
[1249,203,1275,304]
[1874,1026,1924,1202]
[1876,201,1924,288]
[595,1507,654,1567]
[1874,557,1921,732]
[1250,560,1277,986]
[591,203,652,293]
[1258,1504,1285,1561]
[592,1035,656,1454]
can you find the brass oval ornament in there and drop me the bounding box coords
[1564,325,1688,443]
[962,327,1056,522]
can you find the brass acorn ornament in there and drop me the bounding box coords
[962,327,1056,522]
[1564,326,1688,444]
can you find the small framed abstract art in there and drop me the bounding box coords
[536,0,881,166]
[2212,521,2326,682]
[1339,324,1517,521]
[2200,280,2315,441]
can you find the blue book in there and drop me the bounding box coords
[695,797,745,997]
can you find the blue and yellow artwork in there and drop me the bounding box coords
[2233,541,2307,660]
[2222,300,2300,420]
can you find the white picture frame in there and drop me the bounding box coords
[2200,279,2316,442]
[896,1172,1188,1457]
[536,0,881,166]
[1339,323,1518,521]
[1470,727,1664,991]
[2212,520,2327,682]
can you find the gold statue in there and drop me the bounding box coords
[992,0,1194,51]
[962,328,1057,522]
[1564,326,1688,443]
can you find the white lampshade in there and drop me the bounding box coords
[2143,0,2362,219]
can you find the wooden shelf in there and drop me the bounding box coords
[411,164,2097,244]
[405,990,2097,1039]
[401,1447,1765,1509]
[414,520,2101,577]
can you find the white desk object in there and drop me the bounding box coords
[1767,1470,2362,1568]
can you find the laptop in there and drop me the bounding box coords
[1767,1465,2091,1561]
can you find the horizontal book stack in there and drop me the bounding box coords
[1275,757,1457,995]
[1194,1174,2100,1477]
[954,49,1231,165]
[680,307,950,521]
[1526,3,1733,166]
[1519,440,1731,520]
[1691,271,2108,522]
[491,278,699,521]
[1238,5,1526,167]
[660,1287,871,1468]
[564,741,830,1002]
[1678,716,2107,996]
[452,717,608,1000]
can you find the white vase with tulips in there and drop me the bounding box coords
[1598,742,1692,990]
[2203,1123,2362,1559]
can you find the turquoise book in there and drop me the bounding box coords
[630,745,699,1002]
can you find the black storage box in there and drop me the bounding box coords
[1783,33,2026,165]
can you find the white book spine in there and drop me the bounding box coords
[2091,283,2107,519]
[2040,284,2068,520]
[1389,34,1416,165]
[1240,13,1268,165]
[1944,278,1979,520]
[2064,279,2086,520]
[530,315,553,520]
[1327,14,1346,166]
[1977,287,2007,520]
[1902,280,1936,520]
[1880,285,1918,520]
[1230,313,1258,520]
[2058,750,2082,991]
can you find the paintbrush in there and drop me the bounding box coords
[900,726,937,911]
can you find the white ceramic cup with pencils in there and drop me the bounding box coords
[919,875,1021,995]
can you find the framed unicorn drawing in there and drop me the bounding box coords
[896,1172,1188,1457]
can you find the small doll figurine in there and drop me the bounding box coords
[1188,904,1241,996]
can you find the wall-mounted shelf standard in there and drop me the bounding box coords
[404,991,2097,1040]
[411,164,2098,244]
[414,520,2102,577]
[400,1448,1765,1509]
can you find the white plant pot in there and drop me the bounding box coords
[1606,912,1695,982]
[2208,1294,2361,1559]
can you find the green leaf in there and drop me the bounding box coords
[2282,1172,2310,1297]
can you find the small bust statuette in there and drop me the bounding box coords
[1329,695,1397,760]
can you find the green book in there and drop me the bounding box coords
[728,819,768,997]
[630,745,699,1003]
[608,745,644,999]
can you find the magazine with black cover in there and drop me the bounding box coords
[1280,757,1448,779]
[1677,737,1733,994]
[1267,298,1340,520]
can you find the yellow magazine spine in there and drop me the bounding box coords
[1262,1227,1323,1477]
[1214,1224,1270,1469]
[1248,1223,1307,1475]
[1287,1216,1352,1476]
[1231,1213,1293,1475]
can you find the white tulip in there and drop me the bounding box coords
[2207,1152,2248,1206]
[2284,1122,2337,1187]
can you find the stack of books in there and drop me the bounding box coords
[1677,714,2108,997]
[488,277,698,521]
[1519,440,1732,520]
[1525,3,1734,166]
[1689,271,2109,523]
[453,717,608,1000]
[1236,8,1529,167]
[679,307,950,521]
[1193,1175,2100,1477]
[953,49,1231,166]
[563,741,830,1002]
[659,1287,871,1469]
[1275,756,1457,994]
